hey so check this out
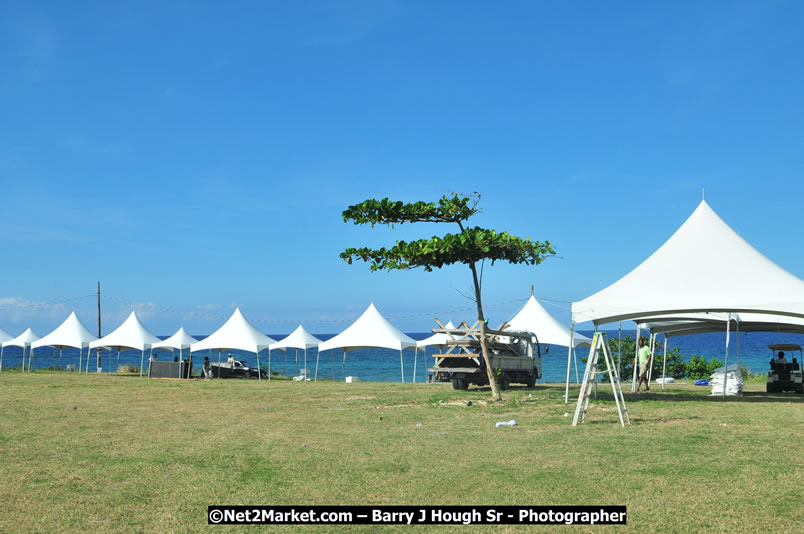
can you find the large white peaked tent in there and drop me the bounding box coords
[0,327,14,372]
[572,200,804,326]
[31,311,98,372]
[89,311,161,376]
[270,325,323,380]
[316,303,416,382]
[190,308,276,381]
[569,199,804,400]
[1,328,40,373]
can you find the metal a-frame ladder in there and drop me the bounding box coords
[572,332,631,427]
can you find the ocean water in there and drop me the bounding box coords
[3,330,803,382]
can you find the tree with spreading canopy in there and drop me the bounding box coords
[340,193,555,401]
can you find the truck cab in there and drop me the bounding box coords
[428,323,542,390]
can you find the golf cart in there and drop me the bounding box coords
[767,344,803,393]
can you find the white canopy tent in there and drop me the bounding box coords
[416,321,457,349]
[572,200,804,325]
[30,311,98,372]
[152,327,199,378]
[0,327,14,372]
[568,199,804,401]
[89,311,161,376]
[504,294,592,388]
[1,328,40,372]
[635,312,804,390]
[637,312,804,337]
[153,327,199,354]
[316,303,416,382]
[190,308,276,381]
[269,325,322,380]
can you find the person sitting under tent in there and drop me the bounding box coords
[203,356,212,379]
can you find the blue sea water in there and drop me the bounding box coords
[3,329,803,382]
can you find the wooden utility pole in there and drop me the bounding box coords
[96,281,102,370]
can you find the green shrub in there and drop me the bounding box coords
[685,354,724,379]
[117,363,140,374]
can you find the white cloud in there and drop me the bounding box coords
[0,296,67,327]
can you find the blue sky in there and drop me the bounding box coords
[2,0,803,336]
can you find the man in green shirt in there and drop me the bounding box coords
[636,338,652,392]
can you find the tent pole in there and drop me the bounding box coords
[400,349,404,383]
[295,348,299,376]
[723,317,731,399]
[342,350,346,380]
[617,321,622,380]
[661,336,668,391]
[78,346,82,375]
[217,350,222,378]
[413,347,417,383]
[564,323,574,404]
[267,348,271,381]
[284,348,288,377]
[330,351,335,380]
[303,348,307,382]
[631,323,641,392]
[314,351,320,382]
[648,333,656,384]
[736,320,741,375]
[573,346,580,383]
[257,349,262,382]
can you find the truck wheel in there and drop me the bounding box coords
[766,383,775,393]
[500,376,510,390]
[452,377,467,390]
[526,374,536,388]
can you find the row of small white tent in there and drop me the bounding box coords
[1,292,587,381]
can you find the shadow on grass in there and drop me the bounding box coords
[584,389,803,404]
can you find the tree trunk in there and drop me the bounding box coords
[469,261,502,402]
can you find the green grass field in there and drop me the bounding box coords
[0,372,801,533]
